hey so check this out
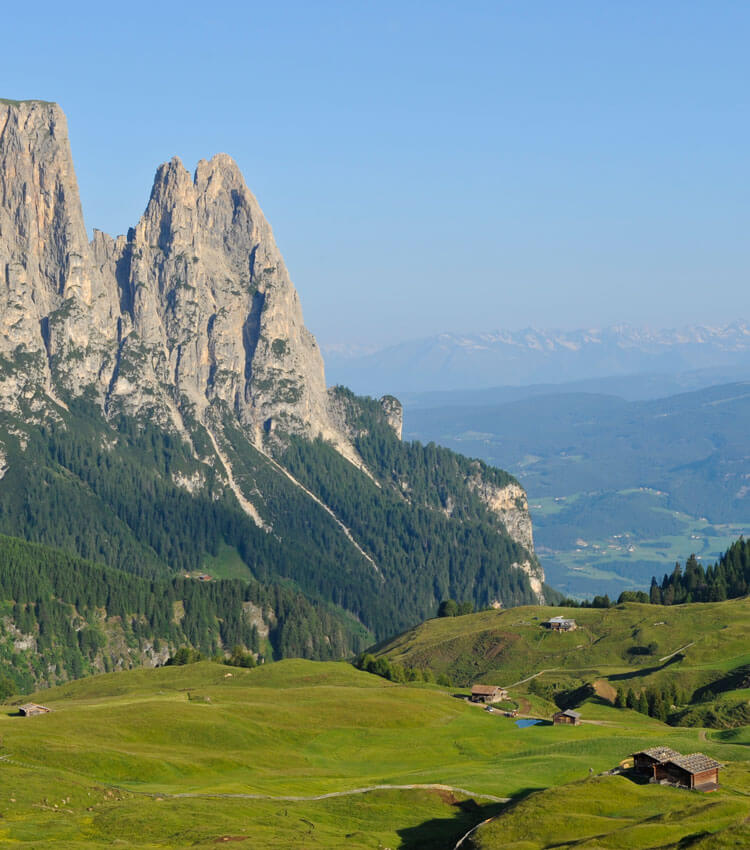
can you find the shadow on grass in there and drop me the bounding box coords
[618,768,653,786]
[396,788,542,849]
[608,653,684,682]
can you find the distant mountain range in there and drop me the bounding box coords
[323,323,750,395]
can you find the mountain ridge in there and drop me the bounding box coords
[324,322,750,394]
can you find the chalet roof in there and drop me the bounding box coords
[547,616,577,624]
[471,684,502,695]
[667,753,722,774]
[556,709,581,718]
[18,703,50,713]
[635,746,682,763]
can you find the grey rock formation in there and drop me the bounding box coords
[0,100,119,412]
[379,395,403,439]
[0,101,348,454]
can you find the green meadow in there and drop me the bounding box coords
[1,658,749,847]
[374,598,750,704]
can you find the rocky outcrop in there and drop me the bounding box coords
[467,472,544,599]
[379,395,403,439]
[469,477,534,553]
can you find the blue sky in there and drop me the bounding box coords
[3,1,748,346]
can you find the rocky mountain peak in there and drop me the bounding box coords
[0,99,346,454]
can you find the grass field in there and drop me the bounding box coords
[468,772,750,849]
[1,658,749,847]
[374,598,750,700]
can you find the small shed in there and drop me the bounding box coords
[543,616,577,631]
[632,746,682,776]
[18,703,50,717]
[470,684,508,704]
[659,753,722,790]
[553,709,582,725]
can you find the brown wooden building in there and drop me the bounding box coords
[543,616,578,631]
[632,748,721,790]
[633,746,682,776]
[658,753,722,791]
[470,684,508,704]
[553,709,581,725]
[18,703,50,717]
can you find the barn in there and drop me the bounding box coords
[658,753,722,791]
[18,703,50,717]
[470,684,508,704]
[553,709,581,725]
[543,616,578,631]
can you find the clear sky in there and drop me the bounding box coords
[3,1,748,346]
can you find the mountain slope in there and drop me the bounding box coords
[0,533,368,692]
[0,99,545,643]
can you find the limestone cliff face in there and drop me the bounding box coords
[102,155,336,441]
[467,470,544,599]
[0,100,119,411]
[379,395,403,440]
[0,100,346,454]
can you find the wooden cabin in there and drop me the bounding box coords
[543,616,578,632]
[553,709,581,725]
[632,746,682,776]
[18,703,50,717]
[470,684,508,704]
[658,753,722,791]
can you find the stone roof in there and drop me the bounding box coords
[667,753,722,774]
[557,709,581,718]
[471,684,502,695]
[637,746,682,763]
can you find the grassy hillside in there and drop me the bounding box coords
[373,598,750,728]
[1,659,749,848]
[468,773,750,849]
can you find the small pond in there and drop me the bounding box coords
[515,718,541,729]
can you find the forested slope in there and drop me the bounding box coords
[0,394,546,645]
[0,533,367,694]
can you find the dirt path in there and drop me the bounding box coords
[166,783,509,803]
[506,668,558,688]
[454,815,497,849]
[658,642,694,663]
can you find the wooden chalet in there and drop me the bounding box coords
[543,616,577,632]
[553,709,581,725]
[470,684,508,704]
[18,703,50,717]
[658,753,722,791]
[632,747,721,790]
